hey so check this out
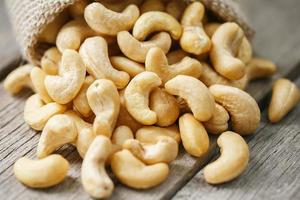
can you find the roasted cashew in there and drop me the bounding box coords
[82,135,114,199]
[13,154,69,188]
[68,0,89,18]
[41,47,61,75]
[149,88,179,126]
[24,94,67,130]
[268,78,300,123]
[4,64,34,95]
[146,47,203,83]
[79,36,130,89]
[110,56,145,77]
[135,125,181,143]
[45,49,86,104]
[117,31,171,63]
[30,67,52,103]
[203,103,230,134]
[209,84,261,135]
[73,76,95,118]
[165,0,186,20]
[111,149,169,189]
[180,2,211,55]
[165,75,215,122]
[179,113,209,157]
[140,0,165,13]
[97,0,143,12]
[132,11,182,40]
[124,71,162,125]
[87,79,120,137]
[204,131,249,184]
[84,2,139,36]
[247,57,277,80]
[37,114,77,158]
[166,49,189,65]
[123,136,178,164]
[210,22,246,80]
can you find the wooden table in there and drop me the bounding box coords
[0,0,299,199]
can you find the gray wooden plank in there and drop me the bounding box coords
[173,77,300,200]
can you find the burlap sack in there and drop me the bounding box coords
[5,0,254,65]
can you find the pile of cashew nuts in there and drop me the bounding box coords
[4,0,300,199]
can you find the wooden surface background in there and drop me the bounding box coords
[0,0,299,200]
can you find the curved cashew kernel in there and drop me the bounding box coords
[41,47,61,75]
[203,103,229,134]
[247,58,277,80]
[117,90,143,132]
[84,2,139,36]
[146,47,203,83]
[204,131,249,184]
[124,71,162,125]
[166,0,186,20]
[13,154,69,188]
[135,125,181,144]
[110,56,145,78]
[73,76,95,118]
[117,31,172,63]
[180,2,211,55]
[79,36,130,89]
[112,125,134,146]
[165,75,215,122]
[111,149,169,189]
[4,64,34,95]
[268,79,300,123]
[140,0,165,13]
[45,49,86,104]
[30,67,52,103]
[209,84,261,135]
[132,11,182,40]
[69,0,89,18]
[87,79,120,137]
[24,94,67,130]
[166,49,189,65]
[82,135,114,199]
[149,88,180,126]
[37,114,77,158]
[123,136,178,164]
[97,0,143,12]
[210,22,246,80]
[179,113,209,157]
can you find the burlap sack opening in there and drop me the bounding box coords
[5,0,254,65]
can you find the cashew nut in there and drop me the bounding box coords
[87,79,120,137]
[111,149,169,189]
[149,88,180,126]
[268,78,300,123]
[41,47,61,75]
[81,135,114,199]
[124,71,162,125]
[140,0,165,13]
[110,56,145,78]
[209,84,261,135]
[180,2,211,55]
[30,67,52,103]
[204,131,249,184]
[247,57,277,80]
[146,47,203,83]
[135,125,181,144]
[179,113,209,157]
[24,94,67,130]
[79,36,130,89]
[73,76,95,118]
[13,154,69,188]
[97,0,143,12]
[37,114,77,158]
[123,136,178,164]
[132,11,182,40]
[69,0,89,18]
[84,2,139,36]
[117,31,172,63]
[210,22,246,80]
[166,49,189,65]
[45,49,86,104]
[165,0,186,20]
[4,64,34,95]
[165,75,215,122]
[203,103,230,134]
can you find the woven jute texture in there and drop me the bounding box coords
[5,0,254,65]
